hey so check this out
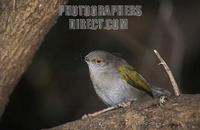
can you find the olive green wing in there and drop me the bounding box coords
[118,65,153,96]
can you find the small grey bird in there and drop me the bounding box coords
[84,50,170,107]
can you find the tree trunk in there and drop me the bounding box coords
[0,0,63,117]
[46,94,200,130]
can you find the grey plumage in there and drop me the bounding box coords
[85,50,170,107]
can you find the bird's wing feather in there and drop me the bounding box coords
[118,65,153,96]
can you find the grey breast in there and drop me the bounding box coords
[92,70,141,106]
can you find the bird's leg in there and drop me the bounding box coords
[82,106,116,119]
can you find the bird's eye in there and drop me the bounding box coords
[96,59,102,64]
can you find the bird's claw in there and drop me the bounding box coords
[159,96,167,105]
[118,101,132,108]
[82,114,89,119]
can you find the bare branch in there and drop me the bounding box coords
[0,0,64,118]
[45,95,200,130]
[153,49,180,96]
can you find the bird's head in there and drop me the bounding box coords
[84,50,122,73]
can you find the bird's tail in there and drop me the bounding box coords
[151,87,171,97]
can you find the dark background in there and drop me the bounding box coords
[1,0,200,129]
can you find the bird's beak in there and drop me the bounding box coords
[84,56,89,63]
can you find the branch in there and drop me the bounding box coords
[44,94,200,130]
[153,49,180,96]
[0,0,64,117]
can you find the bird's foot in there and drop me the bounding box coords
[159,96,167,106]
[118,101,132,108]
[82,106,116,119]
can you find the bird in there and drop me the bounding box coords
[84,50,170,107]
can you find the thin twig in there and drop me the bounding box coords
[153,49,180,96]
[13,0,16,10]
[82,106,116,119]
